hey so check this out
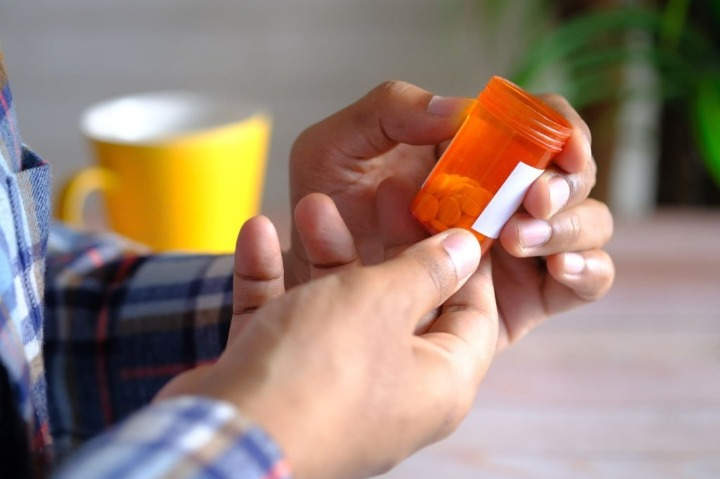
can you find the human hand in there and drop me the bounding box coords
[491,94,614,348]
[287,81,614,351]
[160,206,497,479]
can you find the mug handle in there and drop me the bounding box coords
[57,167,115,229]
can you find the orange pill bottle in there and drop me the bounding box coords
[411,76,572,252]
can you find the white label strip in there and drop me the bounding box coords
[471,162,544,239]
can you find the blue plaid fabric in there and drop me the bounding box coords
[0,53,53,476]
[0,52,291,478]
[44,225,236,458]
[53,397,291,479]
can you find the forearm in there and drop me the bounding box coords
[51,397,291,479]
[44,224,235,453]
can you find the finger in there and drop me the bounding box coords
[524,94,596,219]
[499,198,613,257]
[293,81,474,163]
[544,248,616,312]
[375,177,430,262]
[408,256,498,439]
[229,216,285,344]
[424,255,498,376]
[341,229,481,332]
[295,193,362,278]
[492,246,615,352]
[537,93,592,173]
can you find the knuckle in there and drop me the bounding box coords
[539,93,592,144]
[585,252,616,300]
[571,114,593,148]
[289,122,327,172]
[584,156,598,190]
[582,198,614,246]
[289,125,310,159]
[373,80,412,101]
[568,154,597,198]
[558,211,583,246]
[583,125,593,150]
[404,243,455,302]
[597,201,615,244]
[418,256,448,305]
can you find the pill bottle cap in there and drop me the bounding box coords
[476,76,572,152]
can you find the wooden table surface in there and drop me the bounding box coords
[376,208,720,479]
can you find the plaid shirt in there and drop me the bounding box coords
[0,52,291,478]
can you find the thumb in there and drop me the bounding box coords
[351,229,481,332]
[229,216,285,345]
[293,81,474,162]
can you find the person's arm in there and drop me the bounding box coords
[152,214,493,479]
[51,396,290,479]
[44,224,235,455]
[45,226,291,477]
[53,211,491,479]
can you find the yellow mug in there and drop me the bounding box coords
[59,91,272,253]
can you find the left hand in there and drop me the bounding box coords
[158,213,497,479]
[286,80,615,351]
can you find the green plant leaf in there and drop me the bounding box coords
[567,45,697,95]
[511,6,718,88]
[692,73,720,187]
[660,0,691,51]
[511,7,665,86]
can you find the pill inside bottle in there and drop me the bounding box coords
[411,76,572,252]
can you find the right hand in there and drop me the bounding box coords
[159,195,498,479]
[286,81,613,352]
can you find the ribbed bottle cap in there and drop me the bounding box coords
[477,76,572,152]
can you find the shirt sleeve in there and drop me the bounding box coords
[51,396,292,479]
[44,223,236,456]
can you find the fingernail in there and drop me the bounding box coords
[442,231,481,279]
[428,96,473,117]
[563,252,585,276]
[548,176,571,216]
[519,219,552,249]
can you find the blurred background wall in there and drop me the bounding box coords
[0,0,509,234]
[1,0,716,236]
